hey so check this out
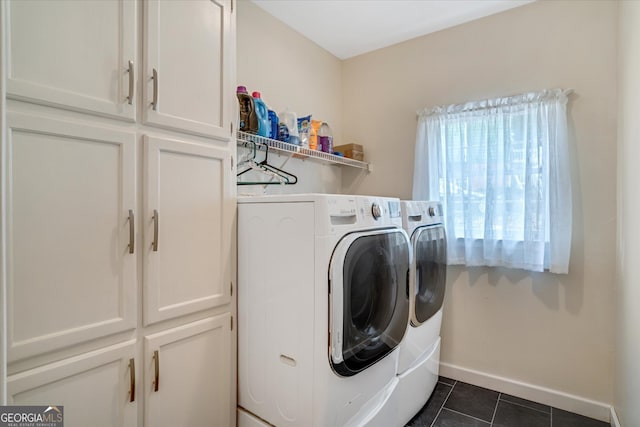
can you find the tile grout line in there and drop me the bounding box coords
[441,408,493,425]
[428,380,456,427]
[497,395,551,415]
[422,381,602,427]
[489,393,501,426]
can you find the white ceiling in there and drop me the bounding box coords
[252,0,535,60]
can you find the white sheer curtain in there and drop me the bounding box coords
[413,89,572,273]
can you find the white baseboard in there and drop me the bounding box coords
[440,362,612,423]
[610,406,621,427]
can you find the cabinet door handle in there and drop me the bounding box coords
[126,60,134,105]
[128,209,135,254]
[152,209,159,252]
[128,358,135,403]
[153,350,160,392]
[151,68,158,111]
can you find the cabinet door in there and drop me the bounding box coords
[143,136,232,325]
[6,113,137,362]
[144,315,232,427]
[143,0,234,140]
[7,341,137,427]
[5,0,136,120]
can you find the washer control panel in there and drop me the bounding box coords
[324,196,404,228]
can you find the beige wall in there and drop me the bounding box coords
[236,0,345,194]
[343,0,617,407]
[236,0,343,141]
[616,1,640,425]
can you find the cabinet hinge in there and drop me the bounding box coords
[231,157,234,170]
[230,316,234,330]
[230,281,233,296]
[230,121,234,136]
[231,0,234,13]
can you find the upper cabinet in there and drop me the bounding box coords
[143,0,234,141]
[5,0,137,120]
[4,0,234,139]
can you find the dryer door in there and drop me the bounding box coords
[410,224,447,326]
[329,228,410,377]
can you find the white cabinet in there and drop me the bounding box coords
[2,1,236,424]
[7,341,137,427]
[5,0,137,120]
[144,315,232,427]
[5,113,137,362]
[143,136,233,325]
[5,0,234,135]
[143,0,234,140]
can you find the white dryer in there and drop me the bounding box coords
[237,194,411,427]
[392,200,447,425]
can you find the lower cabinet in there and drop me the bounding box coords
[6,314,232,427]
[4,113,235,425]
[143,136,233,326]
[6,112,137,362]
[144,315,232,427]
[7,341,137,427]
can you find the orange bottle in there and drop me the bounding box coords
[309,120,322,150]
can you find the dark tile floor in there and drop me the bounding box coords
[406,377,610,427]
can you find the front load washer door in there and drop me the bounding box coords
[329,228,410,377]
[410,224,447,326]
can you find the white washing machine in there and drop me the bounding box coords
[237,194,411,427]
[392,201,447,425]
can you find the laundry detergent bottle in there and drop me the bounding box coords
[237,86,258,133]
[268,110,279,139]
[280,108,299,145]
[252,91,270,137]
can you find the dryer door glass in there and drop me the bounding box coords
[331,230,410,377]
[412,225,447,325]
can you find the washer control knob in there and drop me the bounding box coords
[371,203,382,220]
[428,206,436,217]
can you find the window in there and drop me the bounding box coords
[413,89,572,273]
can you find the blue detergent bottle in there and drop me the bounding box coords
[268,110,279,139]
[252,92,270,137]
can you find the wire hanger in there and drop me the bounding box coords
[237,139,297,186]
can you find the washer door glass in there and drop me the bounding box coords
[412,225,447,326]
[330,229,410,377]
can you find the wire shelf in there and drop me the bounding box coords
[236,131,370,171]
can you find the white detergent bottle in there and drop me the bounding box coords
[280,108,299,145]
